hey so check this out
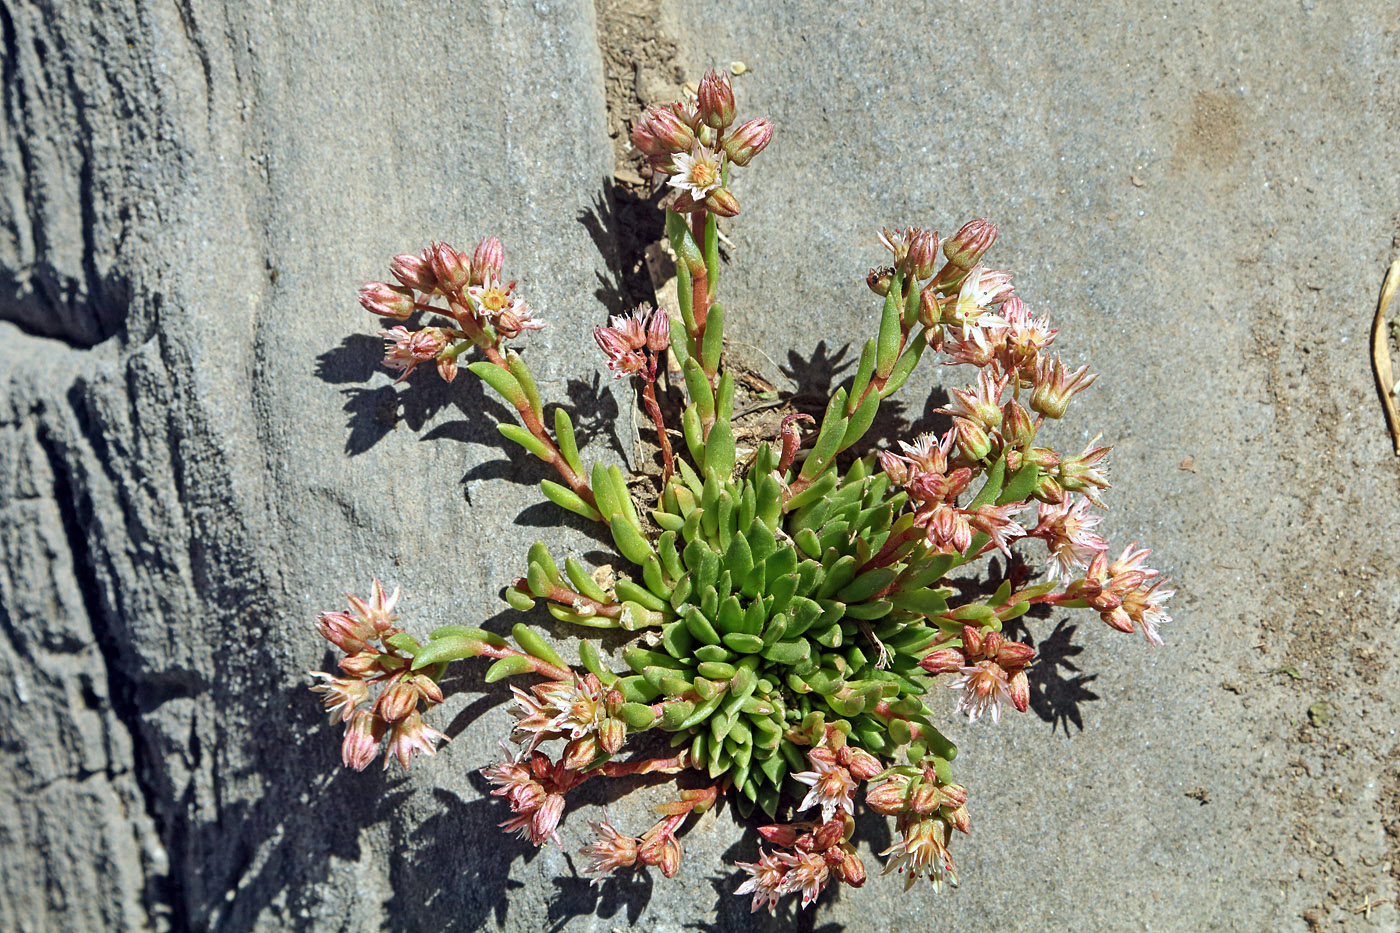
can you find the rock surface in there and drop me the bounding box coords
[2,1,1399,930]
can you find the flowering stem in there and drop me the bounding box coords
[639,379,675,482]
[478,344,599,512]
[596,753,694,778]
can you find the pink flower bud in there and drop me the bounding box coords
[811,819,844,852]
[953,417,993,462]
[436,355,458,383]
[411,674,444,705]
[631,105,695,157]
[532,793,566,845]
[910,781,942,815]
[644,309,670,354]
[697,70,736,128]
[338,651,381,677]
[907,229,939,279]
[429,242,469,292]
[316,610,375,654]
[839,746,882,781]
[1002,400,1036,448]
[865,776,910,815]
[377,680,420,722]
[1030,355,1098,419]
[562,734,600,771]
[1009,669,1030,713]
[778,413,815,473]
[962,626,983,655]
[995,640,1036,668]
[722,117,773,166]
[470,236,504,286]
[919,647,967,675]
[604,688,625,717]
[1034,473,1066,504]
[943,218,998,270]
[341,710,382,771]
[358,282,416,320]
[704,187,741,217]
[939,782,969,808]
[837,847,867,886]
[948,805,972,835]
[599,718,627,756]
[389,254,437,292]
[758,824,800,847]
[657,833,683,877]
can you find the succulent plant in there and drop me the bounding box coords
[313,68,1171,910]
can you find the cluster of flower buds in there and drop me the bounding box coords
[631,70,772,216]
[579,813,686,882]
[864,765,969,891]
[593,304,670,381]
[482,743,590,846]
[920,627,1035,724]
[357,237,543,383]
[879,430,1027,557]
[507,674,629,768]
[733,734,880,913]
[1061,544,1176,644]
[308,581,448,770]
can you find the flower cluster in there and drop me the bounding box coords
[313,67,1176,915]
[358,237,543,384]
[308,581,449,770]
[631,70,772,216]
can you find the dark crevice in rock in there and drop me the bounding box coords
[33,418,180,930]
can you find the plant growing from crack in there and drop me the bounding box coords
[311,69,1174,912]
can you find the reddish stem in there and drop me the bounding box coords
[639,379,675,482]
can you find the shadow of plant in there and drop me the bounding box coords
[1004,617,1101,735]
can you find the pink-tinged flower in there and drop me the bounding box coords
[1058,434,1112,506]
[948,660,1015,724]
[382,709,448,770]
[792,760,858,823]
[878,227,919,266]
[358,281,416,320]
[470,236,504,286]
[922,502,974,554]
[429,241,470,292]
[943,218,998,270]
[967,501,1027,558]
[465,272,517,321]
[940,369,1009,429]
[637,823,684,877]
[632,105,696,160]
[379,326,451,382]
[507,676,607,751]
[341,709,382,771]
[1107,541,1157,580]
[837,745,883,781]
[880,817,957,891]
[778,850,831,908]
[482,742,547,812]
[309,671,367,722]
[865,773,913,815]
[1030,354,1097,419]
[389,253,438,292]
[918,646,968,675]
[376,677,422,723]
[667,145,724,199]
[946,266,1013,329]
[315,609,374,654]
[501,791,566,846]
[943,317,1008,368]
[952,417,993,462]
[1032,495,1108,581]
[722,117,773,166]
[344,579,400,634]
[595,306,664,378]
[999,296,1056,373]
[494,300,545,339]
[1122,577,1174,645]
[697,69,736,128]
[896,430,952,475]
[580,818,639,883]
[735,849,788,915]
